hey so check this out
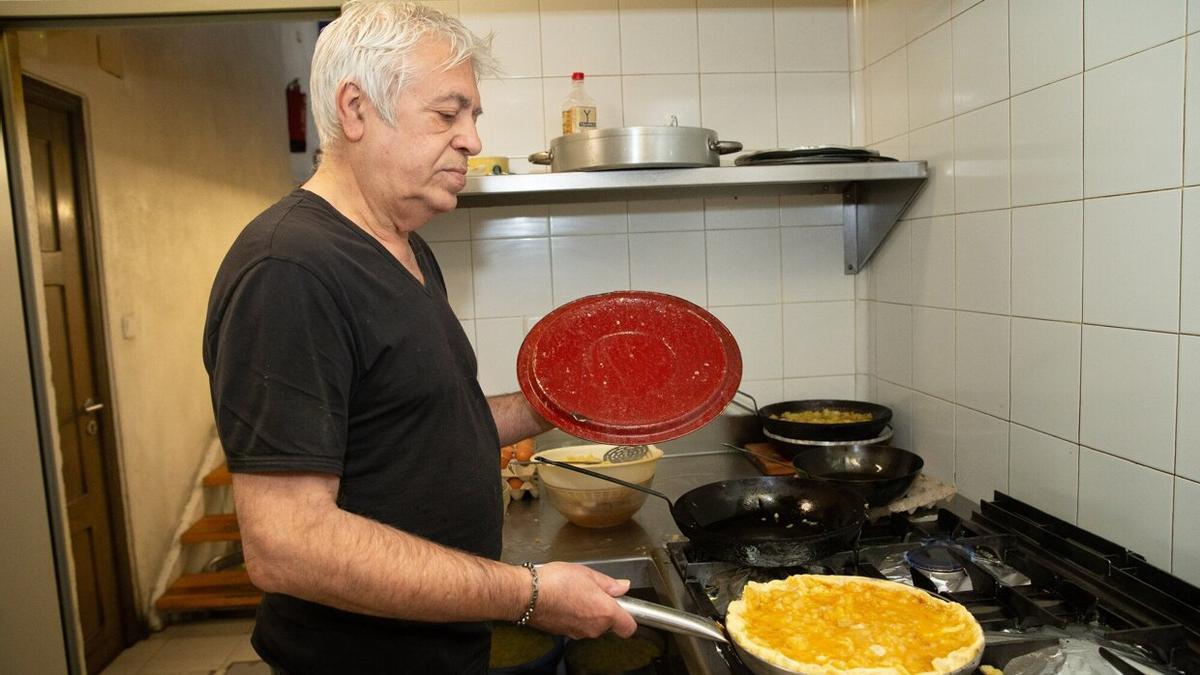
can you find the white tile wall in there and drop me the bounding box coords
[618,0,699,74]
[906,24,953,129]
[425,0,860,421]
[1010,318,1080,441]
[910,215,955,307]
[1009,424,1079,523]
[622,75,701,128]
[912,392,955,482]
[907,0,951,42]
[954,406,1009,503]
[874,302,913,385]
[775,0,851,72]
[550,235,629,305]
[1010,76,1083,206]
[777,73,852,147]
[697,0,775,73]
[954,210,1010,314]
[705,228,781,306]
[1011,202,1083,322]
[1083,40,1185,198]
[781,226,854,302]
[955,311,1010,417]
[1008,0,1082,95]
[870,220,911,304]
[1078,448,1174,569]
[539,0,621,77]
[1175,477,1200,585]
[1083,0,1185,70]
[1082,190,1181,333]
[906,121,955,217]
[700,73,778,151]
[784,302,856,378]
[875,378,914,448]
[628,231,707,306]
[950,0,1008,115]
[856,0,1198,580]
[868,48,909,142]
[709,305,782,382]
[912,306,955,399]
[1177,335,1200,481]
[1182,189,1200,334]
[953,101,1010,213]
[1080,325,1178,471]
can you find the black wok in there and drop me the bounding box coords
[731,391,892,443]
[790,445,924,507]
[534,457,867,567]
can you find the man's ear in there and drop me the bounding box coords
[336,81,368,142]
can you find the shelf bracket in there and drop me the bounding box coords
[841,176,926,274]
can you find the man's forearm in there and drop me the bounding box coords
[235,473,528,622]
[488,392,552,446]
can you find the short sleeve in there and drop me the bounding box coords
[207,258,354,475]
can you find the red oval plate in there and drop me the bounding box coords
[517,291,743,444]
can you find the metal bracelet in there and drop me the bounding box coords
[515,562,539,626]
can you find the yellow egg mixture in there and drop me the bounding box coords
[727,575,983,675]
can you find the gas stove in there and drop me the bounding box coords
[664,493,1200,674]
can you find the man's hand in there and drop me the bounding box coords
[527,562,637,639]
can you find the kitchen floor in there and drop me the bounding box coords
[100,618,267,675]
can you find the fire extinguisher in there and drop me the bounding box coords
[286,78,306,153]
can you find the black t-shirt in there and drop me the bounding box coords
[203,189,502,674]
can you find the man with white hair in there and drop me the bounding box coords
[203,2,636,672]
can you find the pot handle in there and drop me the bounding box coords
[528,150,553,164]
[710,139,743,155]
[728,389,759,415]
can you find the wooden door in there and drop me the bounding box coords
[24,76,134,674]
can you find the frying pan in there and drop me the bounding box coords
[614,595,983,675]
[731,391,892,443]
[534,457,867,567]
[790,445,924,507]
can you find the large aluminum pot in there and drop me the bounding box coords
[529,125,742,172]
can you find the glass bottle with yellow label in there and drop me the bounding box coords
[561,71,597,135]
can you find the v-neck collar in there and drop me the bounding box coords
[296,188,433,296]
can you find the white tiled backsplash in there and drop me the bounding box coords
[424,0,857,404]
[423,0,1199,584]
[857,0,1200,583]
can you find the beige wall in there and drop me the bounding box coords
[18,22,294,612]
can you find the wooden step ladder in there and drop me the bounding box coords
[155,463,263,613]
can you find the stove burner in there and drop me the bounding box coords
[904,541,968,573]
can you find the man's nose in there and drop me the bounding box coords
[455,117,483,156]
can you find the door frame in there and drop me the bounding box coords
[23,73,141,656]
[0,8,339,672]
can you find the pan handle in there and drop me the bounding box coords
[616,597,728,644]
[533,456,674,508]
[721,443,795,471]
[728,389,759,415]
[528,150,553,165]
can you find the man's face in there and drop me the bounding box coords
[358,38,483,221]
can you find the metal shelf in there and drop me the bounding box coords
[457,161,929,273]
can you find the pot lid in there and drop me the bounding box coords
[517,291,742,445]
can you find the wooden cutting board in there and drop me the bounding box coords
[743,442,797,475]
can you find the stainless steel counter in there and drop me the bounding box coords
[500,444,760,674]
[500,447,760,565]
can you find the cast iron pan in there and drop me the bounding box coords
[790,445,924,507]
[535,457,867,567]
[732,391,893,442]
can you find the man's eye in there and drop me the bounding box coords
[437,111,457,121]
